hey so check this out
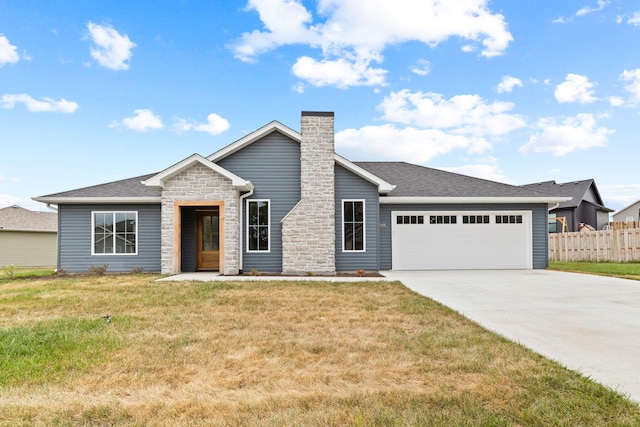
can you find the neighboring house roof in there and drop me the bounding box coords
[0,205,57,231]
[521,179,613,212]
[356,162,567,203]
[612,199,640,220]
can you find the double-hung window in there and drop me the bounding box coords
[92,211,138,255]
[247,200,270,252]
[343,200,365,252]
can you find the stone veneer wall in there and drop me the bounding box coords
[282,112,336,274]
[160,163,239,275]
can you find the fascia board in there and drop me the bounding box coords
[334,154,396,195]
[379,196,573,204]
[32,197,161,204]
[207,121,300,162]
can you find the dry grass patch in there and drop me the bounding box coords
[1,275,639,426]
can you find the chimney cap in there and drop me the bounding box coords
[301,111,334,117]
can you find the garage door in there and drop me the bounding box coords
[392,211,532,270]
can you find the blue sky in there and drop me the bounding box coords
[1,0,640,212]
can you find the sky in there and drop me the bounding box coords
[1,0,640,213]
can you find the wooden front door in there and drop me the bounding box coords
[196,210,220,270]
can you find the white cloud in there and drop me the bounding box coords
[496,75,523,93]
[576,0,607,16]
[554,73,598,103]
[232,0,512,88]
[112,109,164,132]
[1,93,79,113]
[0,194,22,208]
[379,89,526,137]
[609,96,624,107]
[410,59,430,76]
[173,113,230,136]
[86,22,136,71]
[336,124,490,164]
[441,163,515,185]
[628,11,640,25]
[519,113,612,156]
[194,113,230,135]
[0,34,19,66]
[291,55,387,88]
[621,68,640,102]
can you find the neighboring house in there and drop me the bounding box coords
[522,179,613,233]
[34,111,567,274]
[0,205,57,267]
[612,200,640,223]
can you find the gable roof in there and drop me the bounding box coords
[0,205,57,232]
[142,154,253,191]
[209,121,395,194]
[522,179,613,212]
[356,162,569,204]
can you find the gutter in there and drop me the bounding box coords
[238,184,255,274]
[379,196,572,205]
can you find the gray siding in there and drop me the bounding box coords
[378,203,549,270]
[335,164,379,271]
[58,204,161,273]
[180,207,197,272]
[217,131,301,272]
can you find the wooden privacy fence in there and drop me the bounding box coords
[549,228,640,262]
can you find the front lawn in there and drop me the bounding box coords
[549,261,640,280]
[1,275,639,426]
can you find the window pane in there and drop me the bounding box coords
[259,226,269,251]
[344,223,353,251]
[344,202,354,222]
[248,202,258,226]
[258,201,269,226]
[248,225,258,251]
[354,223,364,250]
[354,202,364,222]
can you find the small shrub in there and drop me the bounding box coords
[2,264,17,280]
[131,267,144,275]
[249,269,260,276]
[56,268,67,276]
[88,264,108,275]
[305,271,314,276]
[355,269,366,277]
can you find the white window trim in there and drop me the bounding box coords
[91,211,139,256]
[342,199,366,252]
[246,199,271,253]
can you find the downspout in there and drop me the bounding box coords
[238,186,255,274]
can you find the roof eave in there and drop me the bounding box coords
[32,197,162,205]
[334,154,396,195]
[379,196,572,204]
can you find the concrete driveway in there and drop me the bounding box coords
[382,269,640,403]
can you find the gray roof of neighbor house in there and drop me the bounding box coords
[355,162,557,198]
[0,205,57,231]
[34,173,161,202]
[521,179,613,212]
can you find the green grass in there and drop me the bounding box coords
[549,261,640,280]
[1,275,639,426]
[0,266,56,282]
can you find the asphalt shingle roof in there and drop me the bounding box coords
[39,173,161,199]
[355,162,555,198]
[0,205,57,231]
[521,179,611,211]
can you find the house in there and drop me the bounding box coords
[34,111,567,274]
[522,179,613,233]
[0,205,57,267]
[612,200,640,225]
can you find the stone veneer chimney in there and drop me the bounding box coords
[281,111,336,274]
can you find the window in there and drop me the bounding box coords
[463,215,490,224]
[397,215,424,225]
[247,200,270,252]
[429,215,457,224]
[548,213,557,233]
[92,211,137,255]
[496,215,523,224]
[343,200,365,251]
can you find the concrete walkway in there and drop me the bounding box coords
[383,270,640,403]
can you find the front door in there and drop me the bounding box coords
[196,210,220,270]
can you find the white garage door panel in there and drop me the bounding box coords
[392,212,531,270]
